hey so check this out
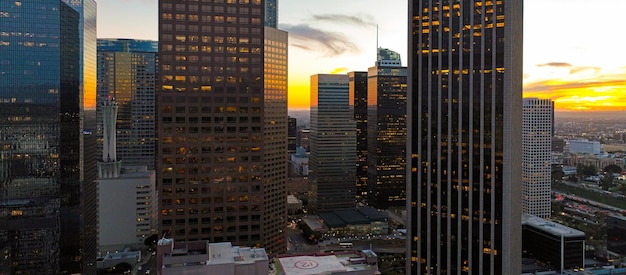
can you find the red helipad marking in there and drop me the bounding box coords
[294,260,319,269]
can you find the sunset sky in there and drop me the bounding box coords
[97,0,626,112]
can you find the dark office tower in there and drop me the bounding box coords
[82,108,98,275]
[157,0,288,255]
[0,0,96,274]
[60,1,97,272]
[407,0,523,274]
[348,71,369,202]
[367,48,407,209]
[288,116,297,154]
[309,74,356,213]
[97,39,158,170]
[265,0,277,28]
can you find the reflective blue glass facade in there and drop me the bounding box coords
[0,0,96,273]
[265,0,277,27]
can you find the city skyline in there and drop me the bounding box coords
[98,0,626,111]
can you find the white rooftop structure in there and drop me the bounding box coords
[274,250,379,275]
[156,239,269,275]
[522,214,585,238]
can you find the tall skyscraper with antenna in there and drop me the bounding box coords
[407,0,523,274]
[366,48,407,209]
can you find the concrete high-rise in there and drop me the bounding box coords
[0,0,96,273]
[309,74,356,213]
[522,98,554,218]
[407,0,523,274]
[366,48,407,209]
[157,0,288,254]
[348,71,369,202]
[97,39,158,170]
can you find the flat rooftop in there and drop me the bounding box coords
[522,214,585,238]
[275,251,376,275]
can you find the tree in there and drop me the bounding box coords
[600,173,614,191]
[618,183,626,196]
[552,170,564,183]
[604,164,623,174]
[144,234,158,247]
[577,163,597,176]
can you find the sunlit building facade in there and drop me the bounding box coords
[367,48,407,209]
[157,0,288,254]
[309,74,356,213]
[407,0,523,274]
[97,38,158,170]
[522,98,553,218]
[0,0,96,273]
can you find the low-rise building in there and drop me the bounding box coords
[522,214,585,273]
[156,239,268,275]
[273,250,379,275]
[287,195,303,216]
[98,166,157,254]
[289,146,309,176]
[569,139,603,155]
[319,207,388,237]
[607,215,626,255]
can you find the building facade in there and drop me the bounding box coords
[522,214,585,273]
[407,0,523,274]
[288,116,297,155]
[157,0,288,254]
[98,167,157,253]
[366,48,407,209]
[522,98,553,218]
[309,74,356,213]
[348,71,369,202]
[97,38,158,170]
[0,0,96,273]
[568,139,602,155]
[607,215,626,255]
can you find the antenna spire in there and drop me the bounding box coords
[376,24,379,61]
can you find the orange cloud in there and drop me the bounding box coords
[523,67,626,111]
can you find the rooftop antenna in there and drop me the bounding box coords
[376,24,379,62]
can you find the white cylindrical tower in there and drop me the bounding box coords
[101,97,118,162]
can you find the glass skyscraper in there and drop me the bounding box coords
[348,71,368,202]
[265,0,277,28]
[97,39,158,170]
[309,74,356,213]
[0,0,96,273]
[157,0,288,254]
[407,0,522,274]
[367,48,407,209]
